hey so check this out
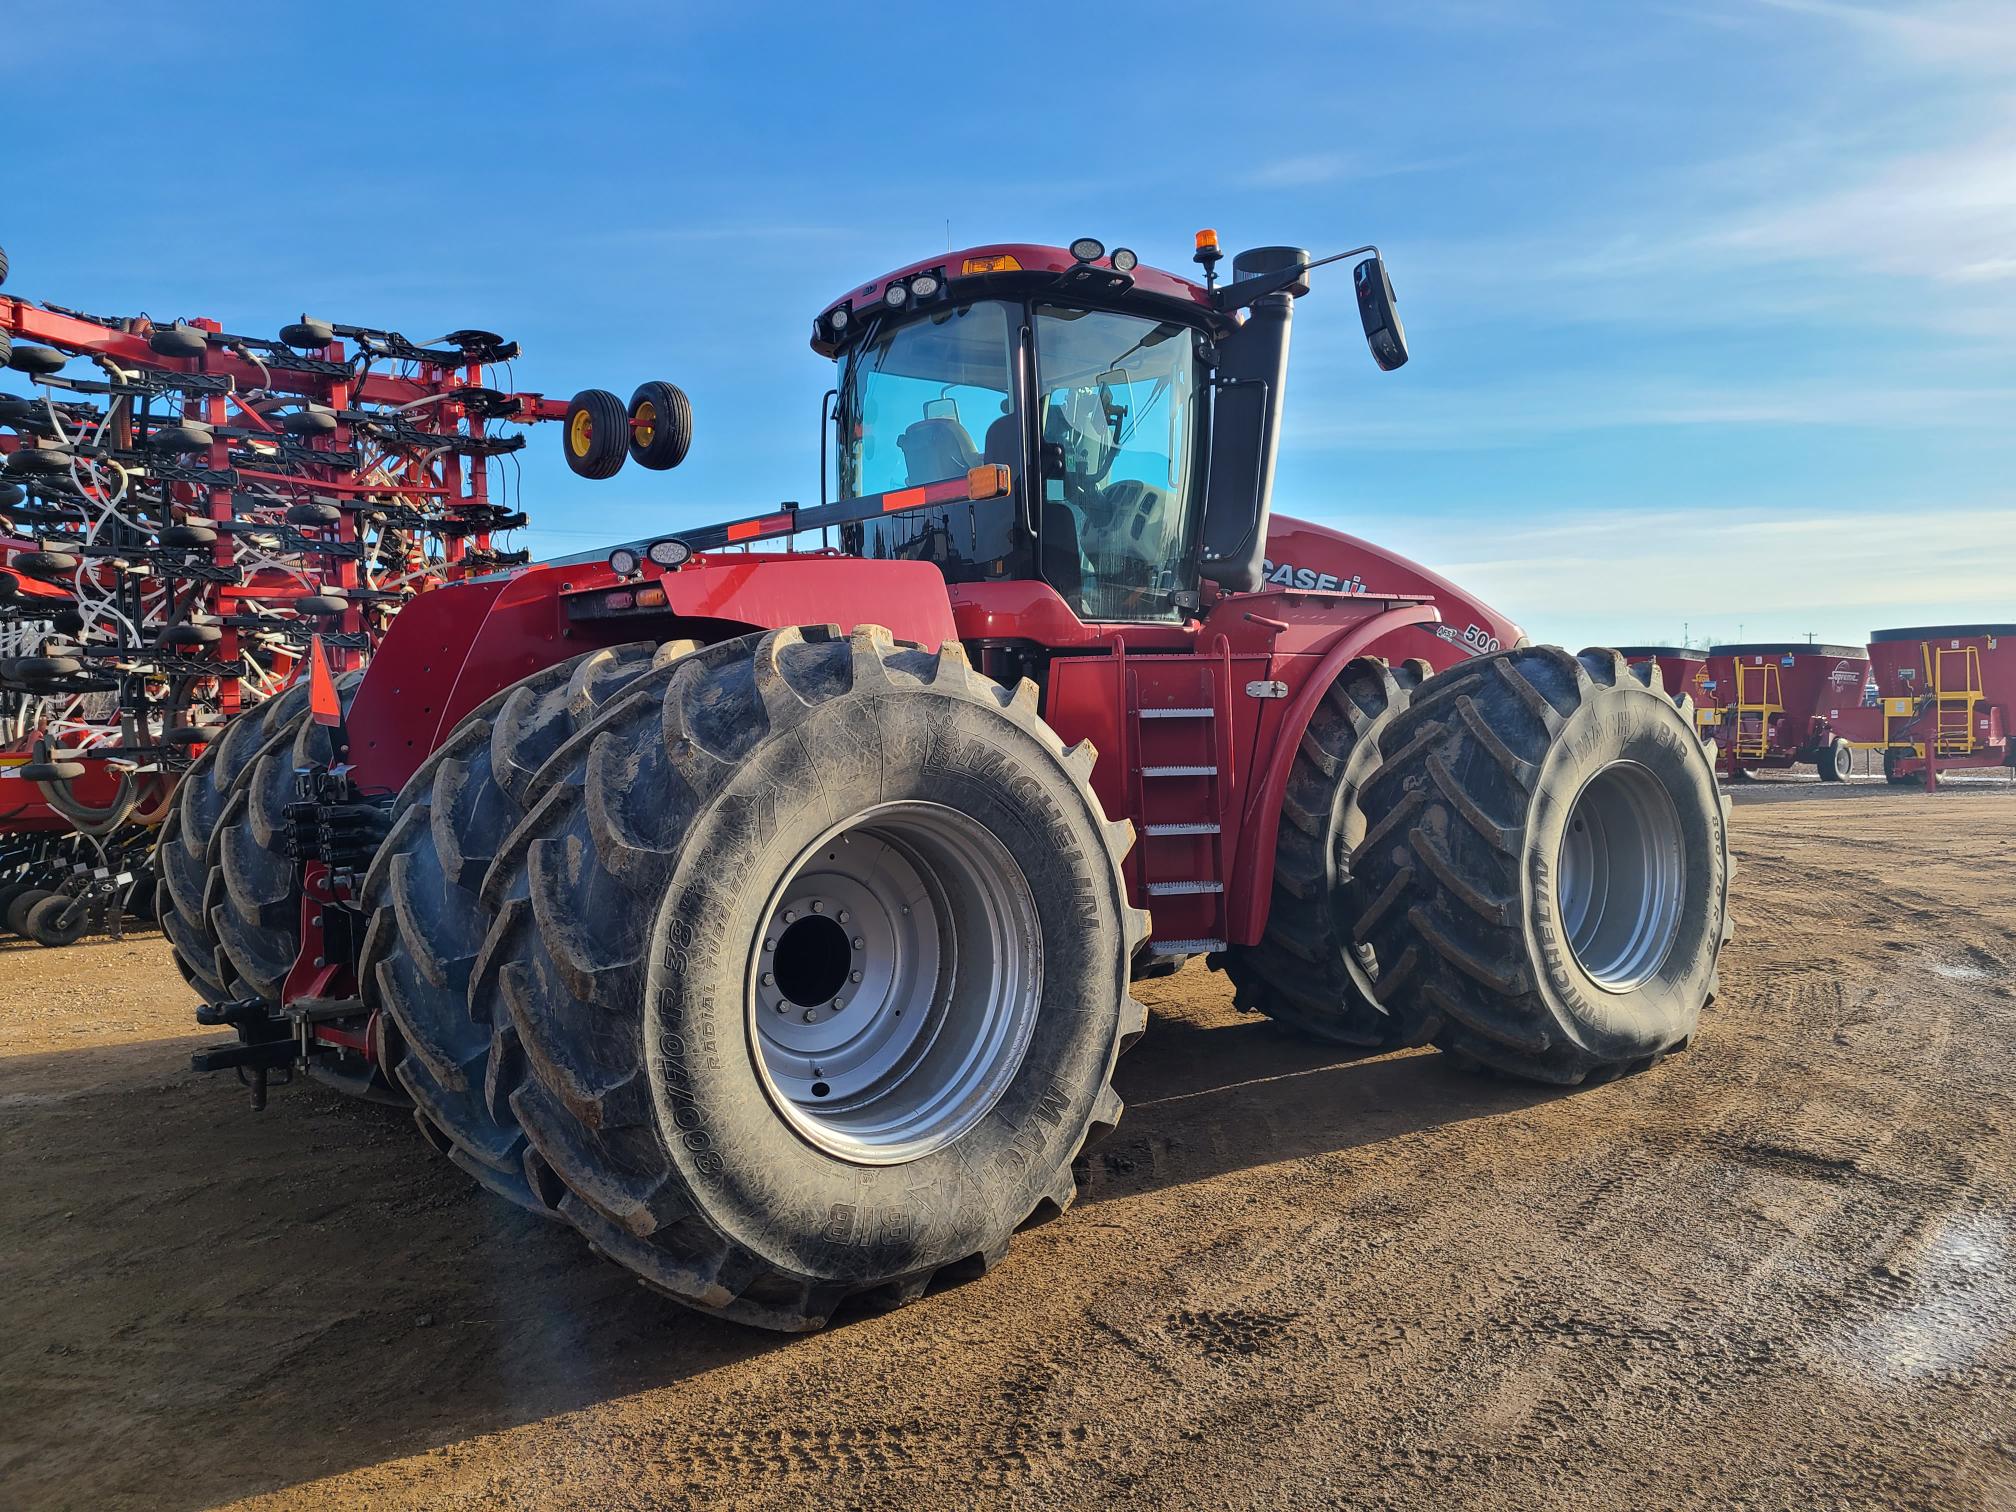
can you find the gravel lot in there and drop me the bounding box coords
[2,788,2013,1510]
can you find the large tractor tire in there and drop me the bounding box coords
[462,625,1145,1331]
[1350,646,1732,1085]
[208,679,357,1002]
[359,639,680,1213]
[1223,655,1432,1045]
[157,684,314,1002]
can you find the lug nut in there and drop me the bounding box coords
[784,909,796,922]
[764,939,775,951]
[802,1008,818,1023]
[810,900,823,913]
[853,936,865,950]
[832,998,845,1011]
[837,910,849,923]
[761,972,773,987]
[850,970,862,983]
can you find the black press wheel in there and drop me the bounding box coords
[26,893,89,947]
[5,887,53,938]
[627,381,693,471]
[563,388,628,479]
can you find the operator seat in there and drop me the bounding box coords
[896,417,979,486]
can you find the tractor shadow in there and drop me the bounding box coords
[0,973,1564,1510]
[1087,985,1572,1207]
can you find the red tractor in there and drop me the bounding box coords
[166,234,1731,1330]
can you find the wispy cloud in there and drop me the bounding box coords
[1328,501,2016,644]
[1283,377,2016,450]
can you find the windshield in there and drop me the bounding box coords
[1032,305,1200,621]
[837,300,1018,498]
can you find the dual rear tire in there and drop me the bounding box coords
[367,625,1144,1329]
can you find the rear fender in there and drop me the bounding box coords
[345,555,959,796]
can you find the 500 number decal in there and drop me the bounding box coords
[1434,623,1502,657]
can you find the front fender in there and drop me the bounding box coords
[1226,601,1442,947]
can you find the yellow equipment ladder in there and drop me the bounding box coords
[1932,645,1984,757]
[1731,660,1782,761]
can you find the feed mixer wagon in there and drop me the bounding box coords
[1858,624,2016,782]
[162,232,1733,1330]
[1703,641,1871,781]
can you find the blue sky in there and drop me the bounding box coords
[10,1,2014,648]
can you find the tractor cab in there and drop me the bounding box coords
[813,237,1406,625]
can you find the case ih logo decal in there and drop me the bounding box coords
[1262,559,1367,595]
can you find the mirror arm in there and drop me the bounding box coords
[1212,244,1379,312]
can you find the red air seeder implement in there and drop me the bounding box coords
[0,240,594,943]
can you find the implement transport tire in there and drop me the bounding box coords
[627,381,693,471]
[1349,646,1732,1085]
[562,388,628,479]
[1224,654,1433,1045]
[155,688,310,1002]
[469,625,1145,1330]
[1819,738,1852,782]
[361,640,681,1215]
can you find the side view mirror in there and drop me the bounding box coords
[1355,257,1408,371]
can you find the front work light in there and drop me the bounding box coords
[646,537,691,568]
[1110,247,1138,273]
[1069,237,1105,262]
[608,546,640,576]
[883,283,909,307]
[910,273,941,299]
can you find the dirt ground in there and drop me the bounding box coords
[3,790,2014,1511]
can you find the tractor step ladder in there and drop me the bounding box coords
[1127,645,1235,958]
[1933,645,1983,757]
[1732,660,1782,762]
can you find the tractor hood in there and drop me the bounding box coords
[1262,513,1526,669]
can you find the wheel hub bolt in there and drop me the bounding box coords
[832,998,845,1011]
[761,972,773,987]
[853,936,864,949]
[810,900,823,913]
[850,970,862,983]
[784,910,796,922]
[838,910,849,923]
[802,1008,818,1023]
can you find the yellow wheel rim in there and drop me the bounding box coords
[569,409,593,456]
[634,400,656,448]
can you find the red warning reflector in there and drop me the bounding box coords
[308,634,342,727]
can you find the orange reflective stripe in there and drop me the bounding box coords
[882,487,926,512]
[725,520,762,541]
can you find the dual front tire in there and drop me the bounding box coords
[1238,645,1732,1086]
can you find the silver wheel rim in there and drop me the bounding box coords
[1555,759,1684,992]
[746,800,1043,1165]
